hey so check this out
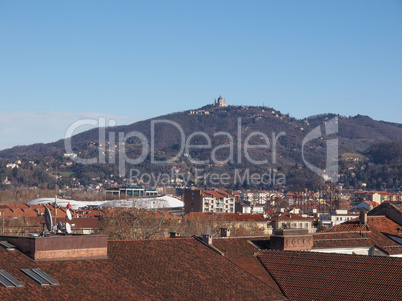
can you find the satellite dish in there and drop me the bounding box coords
[44,208,53,232]
[57,220,63,231]
[66,209,72,221]
[65,222,72,234]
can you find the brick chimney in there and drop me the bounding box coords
[270,229,313,251]
[220,228,230,238]
[202,234,213,245]
[360,210,368,225]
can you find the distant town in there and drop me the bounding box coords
[0,98,401,300]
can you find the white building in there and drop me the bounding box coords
[319,209,359,228]
[184,190,236,214]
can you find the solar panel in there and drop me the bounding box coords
[0,270,24,288]
[21,269,58,286]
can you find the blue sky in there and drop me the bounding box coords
[0,0,401,150]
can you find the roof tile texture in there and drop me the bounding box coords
[258,250,402,301]
[108,238,285,300]
[212,237,282,292]
[0,237,286,301]
[320,216,402,254]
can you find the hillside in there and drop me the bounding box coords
[0,105,401,189]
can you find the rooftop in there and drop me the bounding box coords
[0,237,286,301]
[319,215,402,255]
[258,250,402,301]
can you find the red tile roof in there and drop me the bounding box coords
[107,238,286,300]
[313,232,373,249]
[184,212,267,222]
[362,201,380,206]
[0,204,104,219]
[270,213,312,221]
[320,216,402,255]
[258,250,402,301]
[0,237,286,300]
[212,237,282,292]
[0,243,147,300]
[201,190,235,198]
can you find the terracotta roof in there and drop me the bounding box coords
[265,209,277,215]
[107,238,286,300]
[320,216,402,255]
[258,250,402,301]
[0,237,286,300]
[202,190,226,198]
[212,237,281,292]
[270,213,312,221]
[313,232,373,249]
[362,201,380,206]
[0,243,147,300]
[0,204,103,219]
[201,190,235,198]
[184,212,267,222]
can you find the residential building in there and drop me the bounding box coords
[240,190,269,205]
[183,189,235,214]
[353,191,402,203]
[314,209,402,257]
[270,213,314,233]
[236,201,265,214]
[319,209,359,228]
[356,200,380,211]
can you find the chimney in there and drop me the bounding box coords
[202,234,213,245]
[270,229,313,251]
[169,232,181,238]
[220,228,230,238]
[360,210,368,225]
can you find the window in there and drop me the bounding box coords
[21,269,58,286]
[0,270,24,288]
[0,241,16,251]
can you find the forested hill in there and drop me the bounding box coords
[0,105,401,189]
[1,105,400,161]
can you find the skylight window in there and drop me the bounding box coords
[21,268,58,286]
[0,241,16,251]
[0,270,24,288]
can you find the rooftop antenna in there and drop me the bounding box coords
[44,207,53,233]
[65,222,72,235]
[57,220,63,233]
[66,209,72,221]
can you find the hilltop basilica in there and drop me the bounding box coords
[213,95,227,107]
